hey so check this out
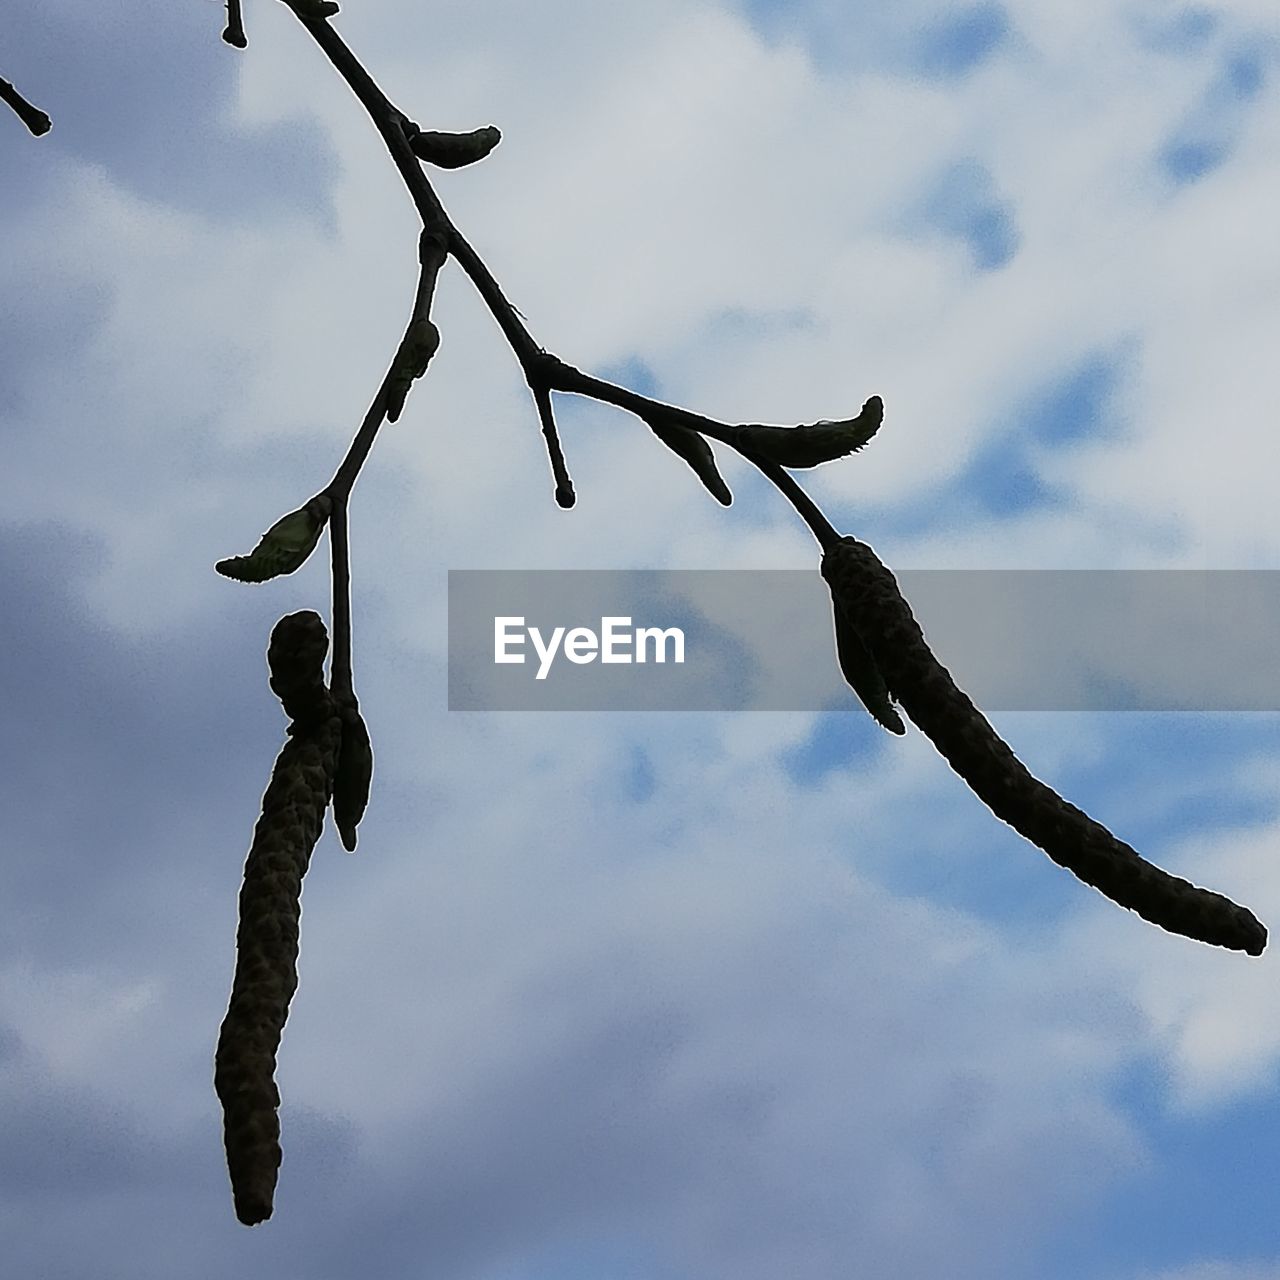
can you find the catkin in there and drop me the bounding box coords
[214,611,342,1225]
[821,536,1267,955]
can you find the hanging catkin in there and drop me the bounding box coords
[821,536,1266,955]
[214,610,343,1225]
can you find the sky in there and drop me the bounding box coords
[3,1,1280,1276]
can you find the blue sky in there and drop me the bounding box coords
[4,1,1280,1277]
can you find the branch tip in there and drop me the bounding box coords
[222,0,247,47]
[0,76,52,136]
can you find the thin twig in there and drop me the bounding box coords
[328,497,353,704]
[275,6,838,524]
[534,357,845,541]
[742,454,841,548]
[320,228,446,699]
[323,231,447,497]
[530,382,575,508]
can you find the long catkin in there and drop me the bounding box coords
[214,611,342,1225]
[821,536,1266,956]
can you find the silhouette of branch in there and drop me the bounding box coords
[262,0,1269,956]
[199,0,1268,1228]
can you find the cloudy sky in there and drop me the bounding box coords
[4,1,1280,1276]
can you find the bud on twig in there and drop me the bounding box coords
[214,612,342,1225]
[332,703,373,851]
[646,418,732,505]
[407,125,502,169]
[830,593,904,733]
[821,535,1267,954]
[736,395,884,469]
[217,495,332,584]
[385,317,441,423]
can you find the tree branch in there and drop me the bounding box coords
[203,2,1268,1229]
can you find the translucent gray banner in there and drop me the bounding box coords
[447,569,1280,712]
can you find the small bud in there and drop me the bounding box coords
[647,420,732,505]
[736,395,884,469]
[831,594,904,734]
[217,495,332,584]
[385,318,441,423]
[408,125,502,170]
[332,705,373,851]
